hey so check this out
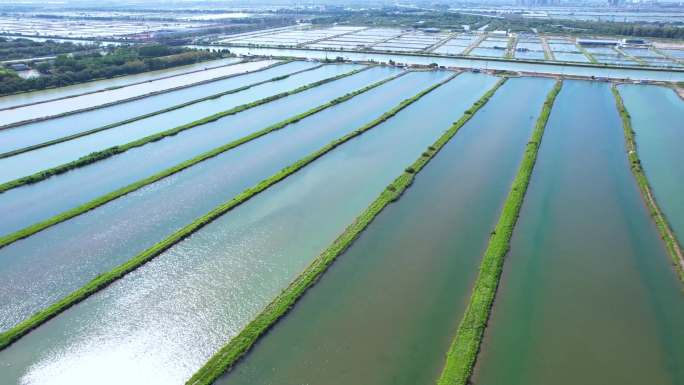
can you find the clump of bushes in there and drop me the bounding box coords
[0,44,224,96]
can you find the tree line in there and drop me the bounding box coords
[0,37,96,61]
[0,44,225,96]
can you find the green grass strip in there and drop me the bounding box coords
[576,45,598,64]
[651,46,684,65]
[612,85,684,283]
[184,74,505,385]
[540,36,554,61]
[0,65,371,195]
[505,36,517,59]
[0,61,311,160]
[0,69,407,250]
[0,70,454,352]
[436,80,563,385]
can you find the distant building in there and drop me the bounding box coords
[7,63,29,71]
[516,0,560,6]
[621,38,649,46]
[577,38,618,46]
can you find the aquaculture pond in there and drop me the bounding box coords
[473,80,684,385]
[553,52,591,63]
[203,46,684,82]
[0,63,369,235]
[618,84,684,243]
[433,45,466,55]
[0,70,467,385]
[0,61,320,181]
[0,60,304,156]
[217,77,555,385]
[470,47,506,58]
[0,57,242,110]
[1,60,269,128]
[515,50,546,60]
[0,65,411,331]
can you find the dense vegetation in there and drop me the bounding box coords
[0,44,224,95]
[0,69,441,353]
[310,7,684,39]
[436,81,562,385]
[612,86,684,282]
[185,71,462,385]
[0,37,95,61]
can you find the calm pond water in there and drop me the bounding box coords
[192,45,684,82]
[0,64,367,235]
[0,57,242,110]
[0,65,408,331]
[473,80,684,385]
[618,84,684,243]
[217,77,554,385]
[0,61,317,179]
[0,70,466,385]
[1,60,276,127]
[0,60,303,155]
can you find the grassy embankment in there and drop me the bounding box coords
[651,47,683,65]
[669,82,684,101]
[505,35,517,59]
[185,76,508,385]
[612,85,684,282]
[0,65,370,194]
[576,45,598,64]
[0,61,312,159]
[614,47,647,66]
[539,36,554,61]
[462,34,486,56]
[0,69,407,250]
[436,80,563,385]
[0,71,457,351]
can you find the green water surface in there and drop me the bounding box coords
[618,84,684,244]
[217,77,555,385]
[473,80,684,385]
